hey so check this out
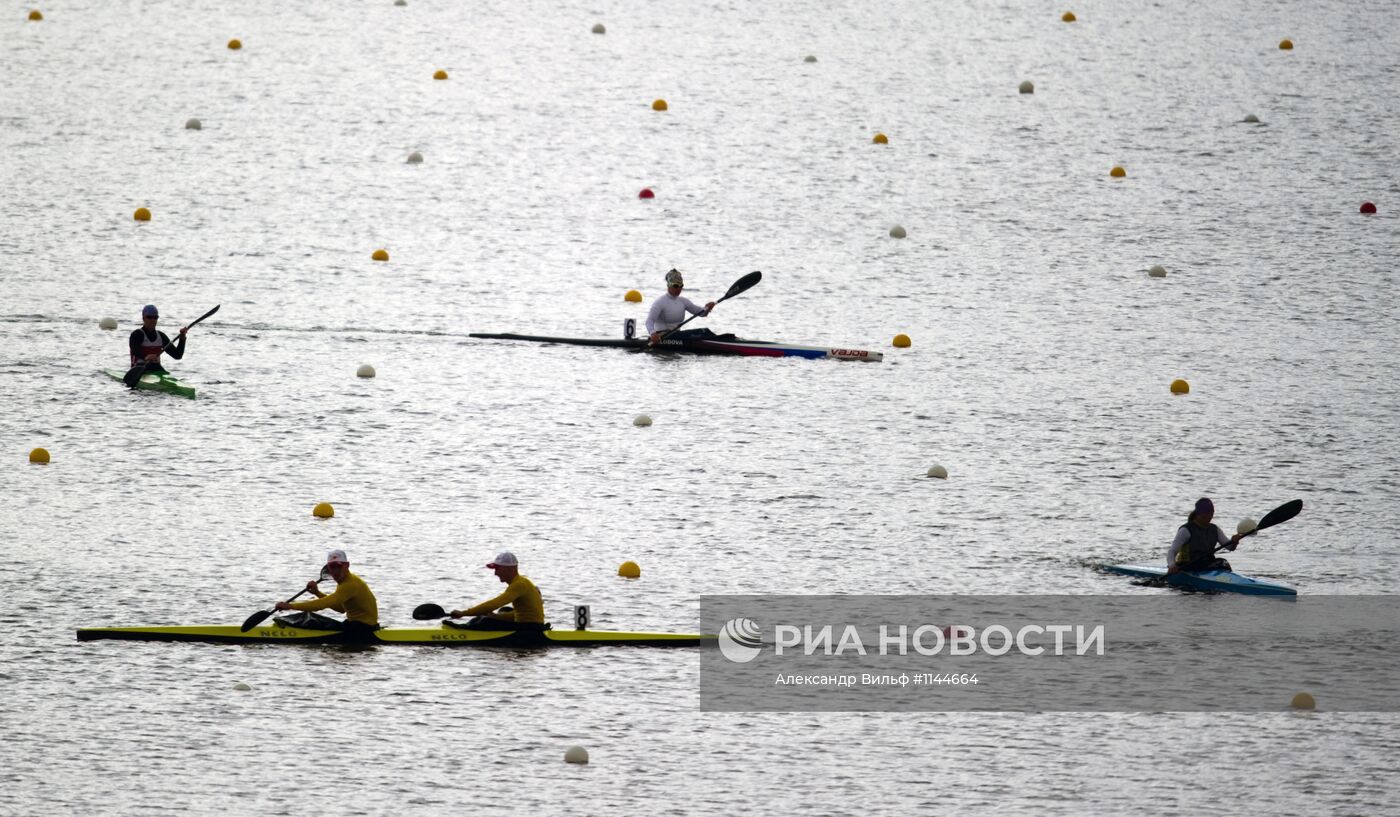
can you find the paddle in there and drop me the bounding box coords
[650,271,761,346]
[123,304,220,388]
[1215,498,1303,553]
[412,602,451,621]
[239,569,329,632]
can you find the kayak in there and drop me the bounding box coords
[469,332,884,362]
[76,623,710,647]
[1103,564,1297,596]
[103,368,197,399]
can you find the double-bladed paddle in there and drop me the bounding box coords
[650,271,761,346]
[240,569,330,632]
[1216,498,1303,553]
[123,304,220,388]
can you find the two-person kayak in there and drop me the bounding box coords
[103,368,197,399]
[1100,563,1297,596]
[469,332,884,362]
[76,623,709,647]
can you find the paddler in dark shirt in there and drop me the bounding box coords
[1166,497,1242,574]
[127,304,188,373]
[449,551,547,631]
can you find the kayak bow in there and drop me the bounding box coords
[76,623,710,647]
[469,333,883,362]
[1103,564,1297,596]
[104,368,197,399]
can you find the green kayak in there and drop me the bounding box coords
[104,368,197,399]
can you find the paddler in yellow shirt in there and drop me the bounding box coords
[449,551,548,631]
[275,549,380,636]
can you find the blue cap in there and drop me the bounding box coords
[141,304,159,318]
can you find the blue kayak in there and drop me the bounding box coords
[1103,564,1297,596]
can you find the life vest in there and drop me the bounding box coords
[1176,521,1222,567]
[132,328,165,366]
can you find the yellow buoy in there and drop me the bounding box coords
[133,207,151,222]
[1170,378,1190,395]
[29,9,43,20]
[652,98,668,111]
[872,132,888,145]
[356,364,376,378]
[29,447,50,464]
[313,502,335,519]
[633,414,652,427]
[185,118,202,130]
[1279,39,1293,50]
[233,682,252,691]
[624,289,642,303]
[618,561,641,579]
[433,69,448,80]
[227,38,242,50]
[591,23,605,34]
[889,225,907,239]
[371,249,389,261]
[1243,114,1260,123]
[1062,11,1076,22]
[1018,80,1035,94]
[892,333,911,348]
[1148,264,1167,278]
[1110,166,1126,178]
[804,55,817,63]
[1290,692,1315,710]
[926,464,947,479]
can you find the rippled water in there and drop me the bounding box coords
[4,0,1399,814]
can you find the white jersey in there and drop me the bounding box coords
[645,292,708,333]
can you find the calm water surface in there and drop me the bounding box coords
[3,0,1398,814]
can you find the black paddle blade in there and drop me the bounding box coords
[122,361,149,389]
[721,271,762,301]
[188,304,220,327]
[240,609,273,632]
[412,603,449,621]
[1256,499,1303,532]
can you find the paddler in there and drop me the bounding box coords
[128,304,189,373]
[448,551,548,631]
[646,269,716,344]
[275,549,380,635]
[1166,497,1242,574]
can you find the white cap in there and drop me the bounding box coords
[486,551,518,568]
[325,549,349,566]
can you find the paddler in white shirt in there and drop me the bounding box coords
[646,269,716,344]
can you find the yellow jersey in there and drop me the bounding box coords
[464,574,544,623]
[288,571,379,626]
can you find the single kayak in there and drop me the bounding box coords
[1103,563,1297,596]
[469,332,884,362]
[103,368,197,399]
[76,623,710,647]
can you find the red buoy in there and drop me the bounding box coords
[638,188,655,199]
[1360,201,1377,214]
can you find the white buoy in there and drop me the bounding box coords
[1019,80,1034,94]
[889,225,907,239]
[394,0,406,5]
[406,151,423,164]
[233,682,252,691]
[564,746,590,764]
[1148,264,1167,278]
[633,414,653,427]
[804,55,817,63]
[591,23,605,34]
[1237,517,1258,535]
[99,317,118,330]
[926,464,948,479]
[185,118,202,130]
[1244,114,1260,123]
[357,364,376,378]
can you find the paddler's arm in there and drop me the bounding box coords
[165,327,188,360]
[128,330,144,365]
[1165,528,1190,573]
[281,581,349,613]
[451,583,523,618]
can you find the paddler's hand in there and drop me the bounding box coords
[275,601,292,611]
[448,609,466,619]
[1226,534,1241,551]
[1166,564,1181,576]
[305,579,322,595]
[178,325,188,338]
[702,301,716,315]
[648,332,663,345]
